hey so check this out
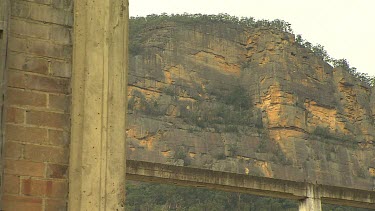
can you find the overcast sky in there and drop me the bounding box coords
[130,0,375,76]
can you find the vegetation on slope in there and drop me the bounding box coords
[130,13,374,86]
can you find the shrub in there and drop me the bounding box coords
[221,86,251,110]
[311,127,356,147]
[294,34,374,87]
[256,139,268,153]
[214,153,226,160]
[173,147,191,166]
[223,125,239,133]
[227,144,238,157]
[130,14,374,87]
[162,86,175,96]
[271,150,292,165]
[312,127,333,139]
[174,149,186,160]
[357,167,367,179]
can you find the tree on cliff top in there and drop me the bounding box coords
[130,13,375,87]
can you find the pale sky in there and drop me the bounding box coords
[129,0,375,77]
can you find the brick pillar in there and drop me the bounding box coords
[299,184,322,211]
[0,0,9,205]
[1,0,73,210]
[68,0,128,210]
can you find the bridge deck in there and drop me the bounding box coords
[126,160,375,210]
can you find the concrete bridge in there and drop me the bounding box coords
[0,0,374,210]
[127,160,375,210]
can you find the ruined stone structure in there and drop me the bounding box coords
[0,1,374,211]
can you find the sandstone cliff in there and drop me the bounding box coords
[126,16,375,191]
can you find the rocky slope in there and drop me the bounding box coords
[126,17,375,191]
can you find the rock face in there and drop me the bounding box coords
[126,19,375,191]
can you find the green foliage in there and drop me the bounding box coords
[127,96,136,110]
[222,125,239,133]
[214,152,226,160]
[178,85,255,131]
[294,34,375,87]
[312,127,354,143]
[271,150,292,165]
[254,115,264,129]
[255,138,292,165]
[162,86,176,96]
[173,147,191,166]
[313,127,335,139]
[129,42,143,55]
[179,106,206,128]
[130,13,293,34]
[128,91,165,116]
[227,144,238,157]
[295,34,303,44]
[357,167,368,179]
[143,99,163,116]
[128,13,289,61]
[323,203,371,211]
[187,127,195,133]
[257,139,268,153]
[241,61,251,69]
[129,14,374,87]
[174,147,187,160]
[221,86,251,110]
[311,44,330,61]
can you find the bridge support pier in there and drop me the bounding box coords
[299,184,322,211]
[69,0,129,210]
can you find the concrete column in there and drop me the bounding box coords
[69,0,128,210]
[299,184,322,211]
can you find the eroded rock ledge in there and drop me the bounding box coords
[126,19,375,191]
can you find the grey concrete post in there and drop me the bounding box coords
[299,184,322,211]
[69,0,129,210]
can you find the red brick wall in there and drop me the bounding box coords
[2,0,72,210]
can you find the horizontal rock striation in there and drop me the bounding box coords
[126,18,375,191]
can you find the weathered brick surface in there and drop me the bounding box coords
[3,174,20,194]
[6,107,25,124]
[8,70,69,93]
[45,199,67,211]
[6,124,48,144]
[7,88,47,107]
[2,0,72,210]
[48,129,69,146]
[21,178,68,198]
[2,195,43,211]
[48,94,70,112]
[8,52,50,74]
[3,141,24,159]
[10,18,50,39]
[46,164,68,179]
[24,145,69,164]
[50,25,72,45]
[8,37,28,52]
[26,110,68,129]
[4,160,45,177]
[11,1,73,25]
[50,60,71,78]
[28,39,72,59]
